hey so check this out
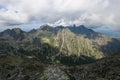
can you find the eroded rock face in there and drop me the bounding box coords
[0,25,120,61]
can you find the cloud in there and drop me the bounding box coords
[0,0,120,30]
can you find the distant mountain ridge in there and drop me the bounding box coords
[0,28,27,40]
[117,38,120,41]
[0,24,120,65]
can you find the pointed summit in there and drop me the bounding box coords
[39,24,55,32]
[0,28,26,40]
[12,28,23,34]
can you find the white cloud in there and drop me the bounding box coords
[0,0,120,30]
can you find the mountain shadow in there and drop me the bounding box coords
[65,53,120,80]
[100,38,120,55]
[0,37,96,66]
[18,41,96,65]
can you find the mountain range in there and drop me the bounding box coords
[0,24,120,80]
[0,46,120,80]
[0,24,120,65]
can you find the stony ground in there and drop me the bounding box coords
[0,53,120,80]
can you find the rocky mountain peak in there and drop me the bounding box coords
[12,28,23,34]
[40,24,54,31]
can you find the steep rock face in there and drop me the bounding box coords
[28,25,120,58]
[54,29,103,58]
[0,25,120,65]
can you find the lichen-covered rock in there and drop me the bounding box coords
[0,53,120,80]
[39,65,70,80]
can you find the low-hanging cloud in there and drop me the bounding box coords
[0,0,120,30]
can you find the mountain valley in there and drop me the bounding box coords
[0,25,120,80]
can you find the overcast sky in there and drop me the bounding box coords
[0,0,120,34]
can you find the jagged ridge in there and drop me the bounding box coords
[0,25,120,65]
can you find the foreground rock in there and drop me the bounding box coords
[0,53,120,80]
[66,54,120,80]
